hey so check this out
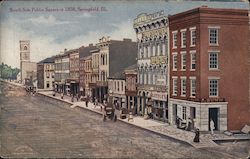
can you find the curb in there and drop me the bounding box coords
[37,92,193,147]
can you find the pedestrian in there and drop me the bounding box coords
[210,119,215,135]
[94,97,98,108]
[186,117,192,131]
[85,96,89,107]
[61,92,64,99]
[193,128,200,143]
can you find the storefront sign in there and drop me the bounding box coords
[150,56,167,65]
[151,91,167,101]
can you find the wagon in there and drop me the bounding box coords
[103,103,117,122]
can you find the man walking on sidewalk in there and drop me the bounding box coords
[85,95,89,107]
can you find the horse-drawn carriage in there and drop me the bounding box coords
[103,100,117,122]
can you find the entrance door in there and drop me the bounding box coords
[173,104,177,124]
[209,108,219,131]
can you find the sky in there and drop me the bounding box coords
[0,0,248,68]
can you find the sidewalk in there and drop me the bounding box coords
[4,81,249,148]
[38,91,225,148]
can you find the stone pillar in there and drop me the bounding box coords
[137,96,141,116]
[163,101,166,121]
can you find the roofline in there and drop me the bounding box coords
[169,7,248,21]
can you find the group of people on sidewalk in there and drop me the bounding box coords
[176,116,216,143]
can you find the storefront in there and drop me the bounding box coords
[169,98,228,131]
[151,91,168,122]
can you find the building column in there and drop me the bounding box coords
[163,101,166,122]
[137,96,141,116]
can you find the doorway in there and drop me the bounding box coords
[173,104,177,125]
[209,108,219,131]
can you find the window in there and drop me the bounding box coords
[181,30,186,48]
[52,73,54,78]
[190,28,196,46]
[46,82,50,88]
[182,106,187,120]
[162,43,166,55]
[209,79,219,97]
[144,46,148,58]
[172,31,177,48]
[121,81,123,92]
[190,51,196,70]
[181,77,186,96]
[209,28,219,45]
[172,77,178,96]
[190,78,196,97]
[181,52,186,70]
[209,52,218,69]
[152,45,156,56]
[46,72,49,78]
[172,53,177,71]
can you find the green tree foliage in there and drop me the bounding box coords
[0,63,20,80]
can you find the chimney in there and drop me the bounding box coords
[64,48,67,53]
[89,43,93,47]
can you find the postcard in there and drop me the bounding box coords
[0,0,250,158]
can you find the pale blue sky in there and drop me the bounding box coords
[0,0,248,68]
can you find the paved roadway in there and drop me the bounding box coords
[0,81,249,158]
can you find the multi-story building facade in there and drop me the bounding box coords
[169,7,250,131]
[37,57,55,90]
[82,55,93,97]
[133,11,168,121]
[108,71,126,109]
[124,64,138,114]
[89,49,100,101]
[68,49,80,96]
[96,37,137,103]
[79,44,97,97]
[54,50,70,95]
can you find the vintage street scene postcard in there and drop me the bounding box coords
[0,0,250,158]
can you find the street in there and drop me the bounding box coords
[0,81,249,158]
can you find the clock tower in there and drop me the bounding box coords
[20,40,30,62]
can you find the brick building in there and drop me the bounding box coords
[54,50,70,95]
[37,56,55,90]
[124,64,138,114]
[96,37,137,103]
[68,49,80,97]
[79,44,97,98]
[169,7,250,131]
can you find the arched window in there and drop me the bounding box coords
[24,46,27,50]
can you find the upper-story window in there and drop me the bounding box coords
[209,78,219,97]
[190,77,196,97]
[181,51,186,71]
[209,27,219,45]
[181,29,187,48]
[162,43,166,55]
[172,53,177,71]
[209,51,219,70]
[172,77,178,96]
[172,31,178,49]
[190,51,196,71]
[181,77,187,96]
[190,27,196,47]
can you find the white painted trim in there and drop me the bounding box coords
[208,77,220,80]
[172,76,178,79]
[172,30,178,34]
[189,26,196,30]
[208,26,221,29]
[180,28,187,32]
[169,98,228,105]
[189,76,196,80]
